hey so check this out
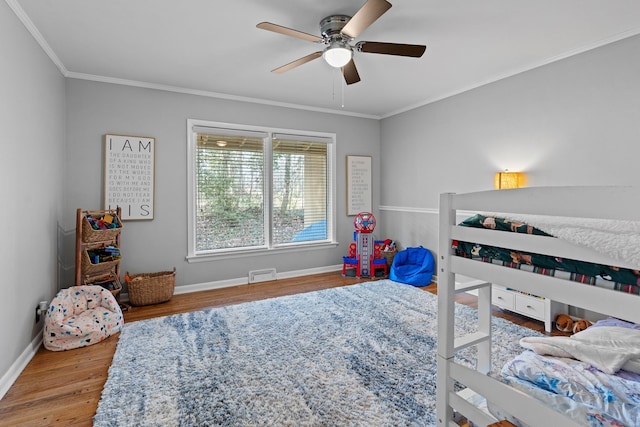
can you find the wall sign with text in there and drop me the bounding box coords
[346,155,372,215]
[104,134,155,220]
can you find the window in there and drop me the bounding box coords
[187,120,336,260]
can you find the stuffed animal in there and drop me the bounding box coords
[555,314,574,332]
[555,314,593,334]
[573,318,593,334]
[382,239,396,252]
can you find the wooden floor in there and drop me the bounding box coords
[0,272,554,426]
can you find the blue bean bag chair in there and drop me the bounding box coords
[389,246,434,287]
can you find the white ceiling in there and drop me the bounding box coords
[10,0,640,118]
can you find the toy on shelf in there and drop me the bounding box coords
[342,212,388,278]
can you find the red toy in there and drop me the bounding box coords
[342,212,387,278]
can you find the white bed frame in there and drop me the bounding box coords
[436,186,640,427]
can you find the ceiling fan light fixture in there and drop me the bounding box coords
[257,0,426,84]
[323,43,352,68]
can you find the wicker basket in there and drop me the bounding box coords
[381,249,397,268]
[84,273,122,297]
[81,248,120,277]
[125,268,176,306]
[82,212,122,243]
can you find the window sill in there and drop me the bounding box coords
[186,241,340,263]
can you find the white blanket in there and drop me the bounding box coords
[520,326,640,375]
[493,213,640,268]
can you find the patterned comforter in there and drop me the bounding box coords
[500,350,640,426]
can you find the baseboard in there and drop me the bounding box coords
[0,329,43,400]
[276,264,342,280]
[121,264,343,301]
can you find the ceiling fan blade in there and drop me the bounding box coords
[272,51,323,74]
[256,22,323,43]
[342,59,361,85]
[341,0,392,39]
[357,41,426,57]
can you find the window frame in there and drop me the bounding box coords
[186,119,338,262]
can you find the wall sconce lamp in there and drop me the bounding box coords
[494,170,527,190]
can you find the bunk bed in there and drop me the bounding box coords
[436,186,640,427]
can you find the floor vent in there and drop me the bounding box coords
[248,268,277,284]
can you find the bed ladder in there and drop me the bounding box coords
[453,278,493,372]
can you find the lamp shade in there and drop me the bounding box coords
[494,171,526,189]
[323,45,352,68]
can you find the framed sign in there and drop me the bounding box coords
[104,134,155,220]
[346,155,372,215]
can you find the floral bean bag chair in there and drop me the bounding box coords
[44,285,124,351]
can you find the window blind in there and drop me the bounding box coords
[195,132,265,251]
[272,135,328,245]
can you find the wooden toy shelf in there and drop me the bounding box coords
[74,208,123,296]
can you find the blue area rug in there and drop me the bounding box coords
[94,280,542,426]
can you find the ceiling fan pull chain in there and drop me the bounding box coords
[341,75,345,108]
[332,67,337,102]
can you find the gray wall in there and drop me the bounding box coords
[63,80,381,288]
[379,34,640,259]
[0,2,66,390]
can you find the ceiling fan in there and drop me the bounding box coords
[256,0,426,85]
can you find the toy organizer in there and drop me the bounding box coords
[75,208,123,297]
